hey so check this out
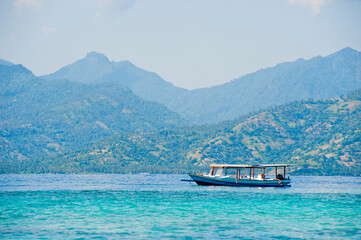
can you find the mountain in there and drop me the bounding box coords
[2,49,360,175]
[0,59,14,66]
[0,64,187,163]
[41,52,188,105]
[41,52,115,83]
[41,48,361,124]
[0,64,39,96]
[4,90,360,175]
[185,47,361,123]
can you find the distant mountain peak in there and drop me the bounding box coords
[85,51,110,63]
[40,51,115,83]
[330,47,359,57]
[340,47,355,52]
[0,64,33,75]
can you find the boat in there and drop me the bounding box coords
[188,164,291,187]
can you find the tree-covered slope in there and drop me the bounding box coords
[41,48,361,124]
[195,96,361,176]
[0,65,187,163]
[6,90,360,175]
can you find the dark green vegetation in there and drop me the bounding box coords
[43,48,361,124]
[4,91,360,175]
[0,65,186,163]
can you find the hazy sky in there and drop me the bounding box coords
[1,0,360,89]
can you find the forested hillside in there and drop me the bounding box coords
[1,50,360,176]
[4,90,360,176]
[0,65,187,163]
[42,48,361,124]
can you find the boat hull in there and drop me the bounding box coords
[188,174,291,187]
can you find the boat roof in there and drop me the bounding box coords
[209,164,292,168]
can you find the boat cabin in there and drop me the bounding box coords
[208,164,291,180]
[188,163,292,187]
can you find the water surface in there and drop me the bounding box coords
[1,175,360,239]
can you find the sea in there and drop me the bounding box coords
[0,174,360,239]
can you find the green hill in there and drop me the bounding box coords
[5,90,360,175]
[0,65,187,163]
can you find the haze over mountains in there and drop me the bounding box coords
[1,48,360,175]
[41,52,188,118]
[42,47,361,124]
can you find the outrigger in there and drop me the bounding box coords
[188,164,291,187]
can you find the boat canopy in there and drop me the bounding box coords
[209,164,292,168]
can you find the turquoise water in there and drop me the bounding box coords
[0,175,360,239]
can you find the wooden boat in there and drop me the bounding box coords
[188,164,291,187]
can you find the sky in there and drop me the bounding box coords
[0,0,360,89]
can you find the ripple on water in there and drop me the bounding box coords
[0,174,360,239]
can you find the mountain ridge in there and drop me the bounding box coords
[41,47,361,124]
[0,58,14,66]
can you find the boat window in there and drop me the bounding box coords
[227,168,237,176]
[211,168,219,176]
[215,168,223,176]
